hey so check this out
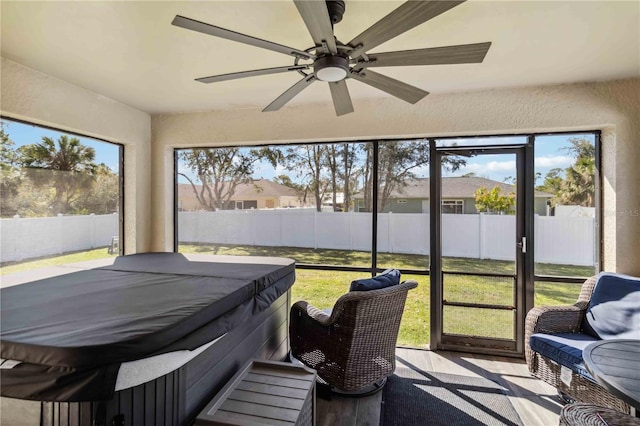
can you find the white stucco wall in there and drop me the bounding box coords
[0,58,152,254]
[152,78,640,275]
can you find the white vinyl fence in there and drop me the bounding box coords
[1,214,118,263]
[0,210,595,266]
[179,210,596,266]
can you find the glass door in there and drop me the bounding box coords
[430,139,533,356]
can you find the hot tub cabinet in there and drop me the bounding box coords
[0,253,295,426]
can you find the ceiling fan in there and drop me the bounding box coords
[172,0,491,116]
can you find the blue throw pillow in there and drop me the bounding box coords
[349,269,401,292]
[582,272,640,339]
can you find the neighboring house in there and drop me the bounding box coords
[354,177,553,215]
[321,192,345,211]
[178,179,309,211]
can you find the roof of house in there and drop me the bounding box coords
[354,177,553,199]
[178,179,298,199]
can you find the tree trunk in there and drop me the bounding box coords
[343,144,350,212]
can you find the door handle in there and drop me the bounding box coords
[517,237,527,254]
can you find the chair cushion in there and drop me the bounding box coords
[530,332,598,382]
[349,269,401,292]
[581,273,640,339]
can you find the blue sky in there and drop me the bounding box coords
[441,135,592,184]
[3,119,592,185]
[2,119,121,172]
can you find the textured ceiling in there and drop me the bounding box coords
[1,1,638,114]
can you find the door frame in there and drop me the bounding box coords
[429,139,535,357]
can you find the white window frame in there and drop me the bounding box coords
[442,199,464,214]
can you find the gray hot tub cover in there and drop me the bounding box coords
[0,253,295,401]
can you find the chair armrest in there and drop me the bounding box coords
[291,300,332,327]
[525,304,586,337]
[525,275,596,344]
[524,304,585,355]
[526,276,596,338]
[524,304,587,368]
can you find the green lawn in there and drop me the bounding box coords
[1,244,587,348]
[179,243,594,276]
[0,247,116,275]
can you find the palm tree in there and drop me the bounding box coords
[20,135,97,214]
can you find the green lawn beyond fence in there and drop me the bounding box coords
[1,244,590,348]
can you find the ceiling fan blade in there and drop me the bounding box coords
[348,1,466,58]
[294,0,337,55]
[263,75,317,112]
[196,65,309,84]
[349,69,428,104]
[329,80,354,116]
[172,15,314,60]
[360,42,492,68]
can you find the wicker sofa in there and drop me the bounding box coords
[290,279,418,394]
[525,273,639,414]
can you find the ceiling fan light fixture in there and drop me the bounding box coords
[314,56,349,82]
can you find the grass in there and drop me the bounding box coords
[1,244,587,347]
[180,243,595,276]
[0,247,116,275]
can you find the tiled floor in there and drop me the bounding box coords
[317,347,563,425]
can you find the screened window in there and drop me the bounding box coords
[533,133,598,305]
[0,118,123,277]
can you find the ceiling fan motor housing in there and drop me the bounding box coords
[314,55,349,82]
[326,0,346,24]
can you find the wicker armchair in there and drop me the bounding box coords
[525,275,631,413]
[290,280,418,394]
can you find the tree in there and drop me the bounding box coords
[283,145,328,212]
[340,143,359,212]
[74,164,120,214]
[474,186,515,214]
[179,147,280,211]
[19,135,97,214]
[536,137,596,208]
[325,144,340,211]
[0,123,23,216]
[321,143,361,212]
[7,179,55,217]
[558,138,595,207]
[537,168,564,206]
[0,123,19,171]
[503,176,516,185]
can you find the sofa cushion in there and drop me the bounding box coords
[581,273,640,340]
[349,269,401,292]
[530,332,598,382]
